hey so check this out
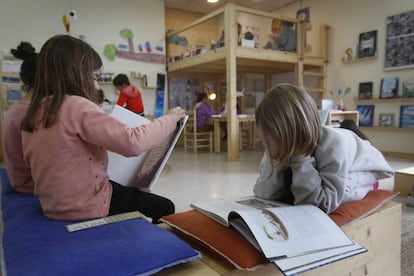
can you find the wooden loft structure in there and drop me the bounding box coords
[166,3,330,161]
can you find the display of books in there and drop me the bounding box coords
[191,197,367,276]
[356,105,375,127]
[380,77,399,99]
[399,105,414,128]
[358,82,373,99]
[402,80,414,98]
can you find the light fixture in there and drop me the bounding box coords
[207,0,219,3]
[208,92,217,101]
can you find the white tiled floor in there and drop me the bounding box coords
[153,147,414,213]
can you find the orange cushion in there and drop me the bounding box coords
[161,189,396,270]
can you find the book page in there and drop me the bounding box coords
[274,241,367,276]
[107,105,151,186]
[133,135,171,190]
[230,205,354,259]
[190,199,255,227]
[190,197,287,227]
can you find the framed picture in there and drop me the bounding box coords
[358,30,377,58]
[380,77,399,99]
[379,113,394,127]
[358,82,373,99]
[296,7,310,22]
[385,10,414,70]
[402,80,414,98]
[356,105,375,127]
[400,105,414,128]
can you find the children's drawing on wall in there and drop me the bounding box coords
[104,28,165,64]
[264,19,296,52]
[61,10,87,41]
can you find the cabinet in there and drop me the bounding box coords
[327,110,359,127]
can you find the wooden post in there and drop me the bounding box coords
[320,25,331,63]
[224,3,239,161]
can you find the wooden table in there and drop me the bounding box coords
[209,115,255,153]
[394,166,414,196]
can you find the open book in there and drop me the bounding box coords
[107,105,188,191]
[191,198,367,276]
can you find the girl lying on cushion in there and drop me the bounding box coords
[253,84,393,214]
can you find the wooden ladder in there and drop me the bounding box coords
[296,24,330,101]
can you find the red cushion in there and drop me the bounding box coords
[161,189,396,270]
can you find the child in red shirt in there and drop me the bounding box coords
[113,73,144,115]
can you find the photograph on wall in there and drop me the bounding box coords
[380,77,399,99]
[358,82,373,99]
[399,105,414,128]
[402,80,414,98]
[296,7,310,22]
[356,105,375,127]
[378,113,394,127]
[385,10,414,70]
[358,30,377,58]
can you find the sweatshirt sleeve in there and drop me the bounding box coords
[63,97,177,157]
[253,153,290,200]
[290,154,346,214]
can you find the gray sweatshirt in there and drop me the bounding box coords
[254,126,394,213]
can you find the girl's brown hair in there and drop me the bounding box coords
[255,84,321,167]
[21,35,102,132]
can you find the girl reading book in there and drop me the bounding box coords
[20,35,186,223]
[253,84,393,213]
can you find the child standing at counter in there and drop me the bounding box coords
[113,73,144,115]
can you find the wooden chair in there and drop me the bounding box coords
[183,109,213,153]
[239,121,255,151]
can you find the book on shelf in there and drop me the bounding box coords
[107,105,188,191]
[191,197,367,276]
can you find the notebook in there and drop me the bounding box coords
[107,105,188,191]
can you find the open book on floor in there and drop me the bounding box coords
[191,197,367,276]
[107,105,188,191]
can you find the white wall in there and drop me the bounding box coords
[0,0,165,115]
[275,0,414,155]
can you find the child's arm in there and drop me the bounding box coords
[289,154,346,214]
[116,93,127,107]
[253,153,290,200]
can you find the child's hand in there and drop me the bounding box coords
[166,107,186,121]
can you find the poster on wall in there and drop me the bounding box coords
[385,10,414,71]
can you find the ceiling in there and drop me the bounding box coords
[164,0,298,14]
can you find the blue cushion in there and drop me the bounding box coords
[0,169,199,276]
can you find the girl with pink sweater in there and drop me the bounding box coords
[20,35,185,223]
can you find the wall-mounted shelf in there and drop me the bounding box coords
[360,126,414,133]
[131,72,156,89]
[354,97,414,104]
[342,55,378,64]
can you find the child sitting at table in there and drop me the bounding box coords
[195,92,215,132]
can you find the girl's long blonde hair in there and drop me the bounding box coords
[255,84,321,167]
